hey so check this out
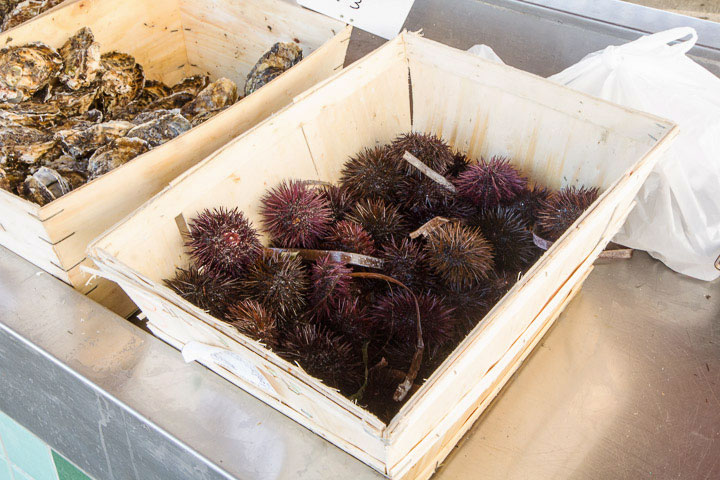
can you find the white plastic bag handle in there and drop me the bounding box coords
[630,27,698,55]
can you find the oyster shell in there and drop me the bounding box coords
[55,120,134,158]
[47,85,98,116]
[0,122,55,164]
[19,166,71,205]
[180,78,237,120]
[244,42,302,96]
[52,108,103,131]
[87,137,148,179]
[43,154,87,189]
[171,75,209,96]
[98,52,145,113]
[142,80,172,101]
[189,106,228,127]
[0,42,63,102]
[0,100,62,128]
[1,0,63,32]
[126,112,190,147]
[147,91,194,111]
[129,108,172,125]
[59,27,102,90]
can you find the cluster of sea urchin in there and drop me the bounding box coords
[164,130,601,422]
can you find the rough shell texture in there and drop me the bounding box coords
[59,27,102,90]
[19,166,71,205]
[180,78,237,120]
[171,75,210,96]
[0,100,62,128]
[98,52,145,113]
[55,120,134,158]
[87,136,148,180]
[1,0,63,32]
[244,42,302,96]
[43,155,87,189]
[0,122,55,164]
[0,42,63,102]
[126,112,191,147]
[189,106,228,127]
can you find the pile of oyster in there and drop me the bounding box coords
[0,0,64,32]
[0,27,303,205]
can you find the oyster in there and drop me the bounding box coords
[53,109,103,131]
[55,120,134,158]
[147,91,194,111]
[43,155,87,189]
[180,78,237,120]
[129,108,172,125]
[142,80,172,101]
[126,112,190,147]
[0,100,62,128]
[244,42,302,96]
[47,85,98,116]
[189,106,228,127]
[1,0,63,32]
[19,166,71,205]
[0,42,63,102]
[0,122,55,164]
[98,52,145,113]
[59,27,102,90]
[87,137,148,179]
[171,75,209,96]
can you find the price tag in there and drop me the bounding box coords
[297,0,416,40]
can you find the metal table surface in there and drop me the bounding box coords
[1,1,720,479]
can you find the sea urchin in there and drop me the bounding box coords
[454,156,527,208]
[242,251,309,321]
[424,222,495,289]
[536,186,600,241]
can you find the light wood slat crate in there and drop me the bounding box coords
[87,33,677,478]
[0,0,350,316]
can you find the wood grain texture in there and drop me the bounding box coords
[87,33,677,476]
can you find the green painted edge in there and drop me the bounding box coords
[51,451,92,480]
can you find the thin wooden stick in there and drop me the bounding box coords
[409,216,451,239]
[268,247,384,269]
[403,151,457,193]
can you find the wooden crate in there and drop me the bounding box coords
[0,0,349,316]
[87,33,677,478]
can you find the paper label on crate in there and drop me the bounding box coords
[182,342,275,394]
[297,0,416,40]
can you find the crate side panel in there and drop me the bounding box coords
[395,264,594,480]
[0,0,195,86]
[116,281,390,470]
[0,191,67,281]
[179,0,345,86]
[405,37,672,190]
[41,28,352,275]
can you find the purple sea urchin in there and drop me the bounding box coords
[446,152,471,179]
[186,207,262,278]
[424,222,495,289]
[470,206,539,271]
[348,198,407,247]
[370,290,456,349]
[399,175,455,229]
[280,324,361,394]
[339,146,401,203]
[242,251,308,321]
[387,132,454,176]
[260,180,332,248]
[164,265,243,319]
[319,184,354,223]
[226,299,278,347]
[507,184,551,227]
[310,254,353,316]
[380,238,432,293]
[454,156,527,208]
[536,186,600,241]
[320,297,376,341]
[325,220,376,256]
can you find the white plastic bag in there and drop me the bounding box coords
[550,28,720,281]
[467,44,505,64]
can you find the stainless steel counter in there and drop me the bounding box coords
[1,1,720,479]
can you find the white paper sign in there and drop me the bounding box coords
[297,0,416,40]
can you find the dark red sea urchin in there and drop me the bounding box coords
[260,180,332,248]
[387,132,455,176]
[536,185,600,241]
[347,198,407,248]
[454,156,527,208]
[424,222,495,289]
[164,265,243,319]
[226,299,278,347]
[507,184,551,227]
[186,207,262,278]
[339,146,402,203]
[280,324,362,394]
[380,238,433,293]
[370,290,456,350]
[242,251,309,321]
[470,206,540,272]
[319,184,354,223]
[310,254,353,316]
[325,220,376,256]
